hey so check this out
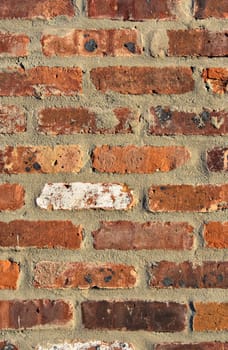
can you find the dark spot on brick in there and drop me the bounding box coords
[124,42,136,53]
[64,184,71,189]
[2,345,16,350]
[84,274,93,284]
[84,39,97,52]
[155,106,172,123]
[217,274,224,282]
[178,280,186,287]
[104,275,112,283]
[53,160,58,166]
[162,277,173,287]
[202,274,208,284]
[160,186,167,190]
[25,167,30,172]
[33,162,41,170]
[200,111,210,122]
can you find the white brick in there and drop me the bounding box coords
[36,183,134,210]
[37,341,134,350]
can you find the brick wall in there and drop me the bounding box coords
[0,0,227,349]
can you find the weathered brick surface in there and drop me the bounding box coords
[92,146,190,173]
[149,108,228,135]
[203,222,228,248]
[0,146,83,174]
[0,32,29,57]
[168,30,228,57]
[193,303,228,331]
[0,300,73,329]
[87,0,177,20]
[93,221,194,250]
[0,105,26,134]
[90,67,194,94]
[38,107,139,135]
[207,148,228,172]
[34,262,136,289]
[202,68,228,94]
[148,185,228,212]
[0,67,82,97]
[0,0,74,19]
[194,0,228,19]
[149,261,228,288]
[155,343,228,350]
[0,343,18,350]
[42,29,141,57]
[36,342,134,350]
[36,183,135,210]
[0,184,24,211]
[82,301,187,331]
[0,220,82,249]
[0,260,20,290]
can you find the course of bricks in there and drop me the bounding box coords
[0,0,227,349]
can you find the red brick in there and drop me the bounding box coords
[0,260,20,290]
[148,185,228,212]
[168,30,228,57]
[0,67,82,97]
[155,343,228,350]
[202,68,228,94]
[38,107,139,135]
[82,301,187,331]
[93,221,194,250]
[0,146,82,174]
[194,0,228,19]
[0,184,24,211]
[87,0,177,20]
[0,343,18,350]
[207,148,228,172]
[0,220,82,249]
[0,0,74,19]
[42,29,141,57]
[92,145,190,174]
[0,33,29,57]
[149,261,228,288]
[34,262,136,289]
[149,107,228,135]
[203,222,228,249]
[90,67,194,95]
[193,303,228,331]
[0,299,73,329]
[0,105,26,134]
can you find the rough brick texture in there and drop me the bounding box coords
[0,184,24,211]
[194,0,228,19]
[0,0,227,347]
[207,148,228,172]
[203,222,228,248]
[167,30,228,57]
[93,221,194,250]
[82,301,187,331]
[202,68,228,94]
[42,29,141,57]
[0,105,26,134]
[0,67,82,97]
[87,0,177,20]
[92,145,190,173]
[90,67,194,94]
[0,300,73,329]
[149,261,228,288]
[36,342,134,350]
[0,221,82,249]
[193,303,228,331]
[0,261,20,289]
[0,0,74,19]
[0,146,83,174]
[34,262,136,289]
[0,32,29,57]
[149,108,228,135]
[148,185,228,212]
